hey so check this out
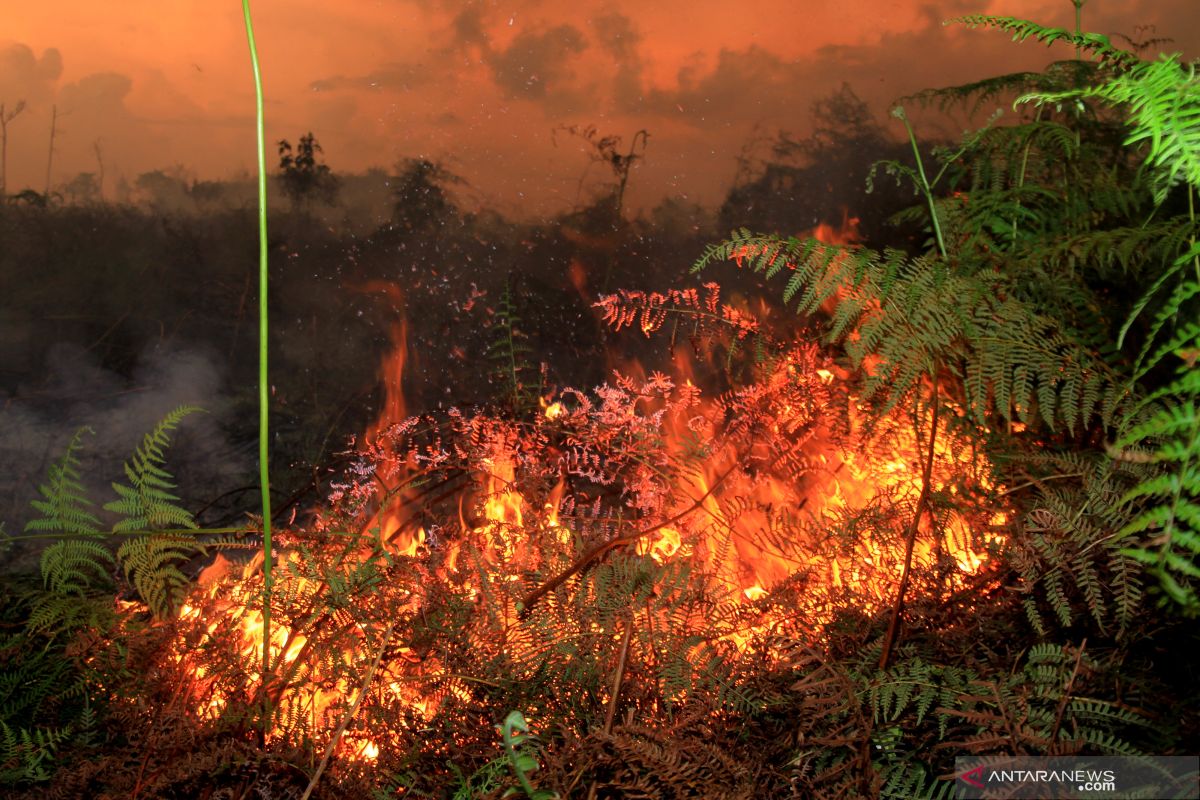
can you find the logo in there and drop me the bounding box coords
[959,765,987,789]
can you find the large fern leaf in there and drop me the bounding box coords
[116,533,204,618]
[694,231,1128,431]
[103,405,202,531]
[23,428,113,597]
[24,427,101,537]
[949,15,1139,68]
[1114,362,1200,614]
[1021,54,1200,204]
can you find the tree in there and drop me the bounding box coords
[62,172,101,205]
[1,99,28,201]
[717,84,915,245]
[277,132,338,213]
[556,124,649,225]
[134,167,192,210]
[389,158,462,234]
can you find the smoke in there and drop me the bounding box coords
[0,342,252,571]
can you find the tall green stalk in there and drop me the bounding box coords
[241,0,275,732]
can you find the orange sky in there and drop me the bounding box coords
[3,0,1196,216]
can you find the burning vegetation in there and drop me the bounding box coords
[140,255,1013,796]
[3,7,1200,800]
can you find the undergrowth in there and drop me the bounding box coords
[1,4,1198,799]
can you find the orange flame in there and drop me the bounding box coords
[172,241,1004,765]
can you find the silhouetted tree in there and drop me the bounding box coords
[62,171,100,205]
[12,188,58,208]
[134,167,192,210]
[389,158,461,234]
[718,84,918,245]
[556,124,648,224]
[186,179,228,210]
[277,132,339,213]
[1,99,27,201]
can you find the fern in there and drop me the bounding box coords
[117,534,203,618]
[868,657,973,737]
[486,280,539,414]
[902,62,1099,116]
[949,15,1139,69]
[92,405,207,617]
[24,427,102,538]
[1015,44,1200,614]
[694,230,1128,431]
[1020,54,1200,204]
[22,428,114,603]
[1114,361,1200,613]
[1008,452,1147,638]
[0,721,74,784]
[104,404,202,531]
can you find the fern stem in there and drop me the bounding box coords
[1073,0,1087,61]
[894,107,948,258]
[1051,639,1086,740]
[879,367,941,670]
[240,0,275,736]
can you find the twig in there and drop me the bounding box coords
[879,368,941,670]
[587,614,636,800]
[1052,639,1087,741]
[300,619,397,800]
[604,616,635,734]
[519,462,739,617]
[996,472,1087,497]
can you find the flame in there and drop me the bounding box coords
[170,239,1005,766]
[636,527,681,563]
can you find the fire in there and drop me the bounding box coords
[743,585,768,601]
[636,526,681,563]
[168,243,1005,770]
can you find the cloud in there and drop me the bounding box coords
[311,62,434,93]
[640,46,808,127]
[591,12,645,110]
[450,4,489,50]
[58,71,133,113]
[0,42,61,105]
[487,24,588,100]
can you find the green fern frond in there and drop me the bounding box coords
[949,15,1139,68]
[694,231,1128,431]
[103,405,202,532]
[24,427,101,537]
[0,720,73,784]
[1130,276,1200,382]
[38,539,114,596]
[23,429,114,602]
[485,281,539,413]
[117,533,205,618]
[1021,55,1200,204]
[1114,363,1200,614]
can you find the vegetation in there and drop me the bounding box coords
[1,4,1198,799]
[278,132,340,213]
